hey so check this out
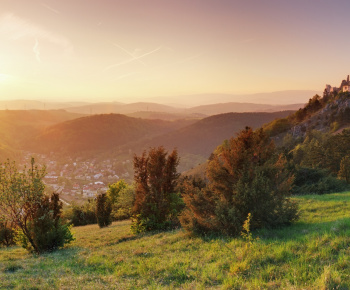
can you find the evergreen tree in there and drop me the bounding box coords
[132,147,181,233]
[96,193,112,228]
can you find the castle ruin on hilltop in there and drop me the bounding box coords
[325,75,350,94]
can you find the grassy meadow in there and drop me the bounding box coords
[2,192,350,289]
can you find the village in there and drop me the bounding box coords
[20,151,133,201]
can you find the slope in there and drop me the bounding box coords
[26,114,195,154]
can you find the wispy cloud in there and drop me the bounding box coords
[104,46,162,71]
[113,43,147,66]
[41,3,60,15]
[33,38,41,62]
[0,13,73,57]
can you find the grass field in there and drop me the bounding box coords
[1,192,350,289]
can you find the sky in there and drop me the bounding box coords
[1,0,350,104]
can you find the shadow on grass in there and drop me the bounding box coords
[190,217,350,246]
[255,217,350,243]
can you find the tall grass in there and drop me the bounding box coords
[1,192,350,289]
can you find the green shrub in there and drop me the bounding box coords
[66,199,97,226]
[180,127,299,236]
[293,167,349,195]
[96,193,112,228]
[17,192,74,253]
[113,185,135,220]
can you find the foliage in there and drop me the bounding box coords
[0,158,73,253]
[180,127,298,236]
[66,199,97,226]
[113,185,135,220]
[107,180,127,204]
[17,192,74,253]
[292,94,323,122]
[106,180,135,220]
[132,146,181,233]
[263,117,292,136]
[293,167,349,195]
[0,220,15,247]
[96,193,112,228]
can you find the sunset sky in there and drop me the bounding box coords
[1,0,350,104]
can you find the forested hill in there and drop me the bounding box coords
[129,111,294,158]
[0,110,85,160]
[25,114,195,154]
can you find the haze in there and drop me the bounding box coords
[0,0,348,104]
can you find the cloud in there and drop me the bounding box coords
[33,38,41,62]
[104,46,162,71]
[41,3,60,15]
[113,43,147,66]
[0,13,73,56]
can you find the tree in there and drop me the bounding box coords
[180,127,298,236]
[132,147,181,233]
[18,192,74,253]
[96,192,112,228]
[107,180,128,204]
[0,158,73,253]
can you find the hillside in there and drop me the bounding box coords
[2,191,350,289]
[26,114,195,154]
[0,110,85,160]
[262,92,350,140]
[136,111,294,159]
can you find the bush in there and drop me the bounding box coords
[0,159,73,253]
[293,167,349,195]
[180,127,299,236]
[96,193,112,228]
[113,185,135,220]
[0,220,15,247]
[17,192,74,253]
[106,180,135,220]
[67,199,97,226]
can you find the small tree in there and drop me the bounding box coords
[180,127,298,236]
[107,180,128,204]
[18,192,74,253]
[132,147,181,233]
[96,193,112,228]
[0,158,73,253]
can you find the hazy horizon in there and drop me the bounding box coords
[0,1,349,103]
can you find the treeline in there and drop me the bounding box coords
[68,128,300,237]
[280,129,350,194]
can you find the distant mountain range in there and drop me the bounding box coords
[126,90,321,106]
[0,99,304,120]
[23,111,294,171]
